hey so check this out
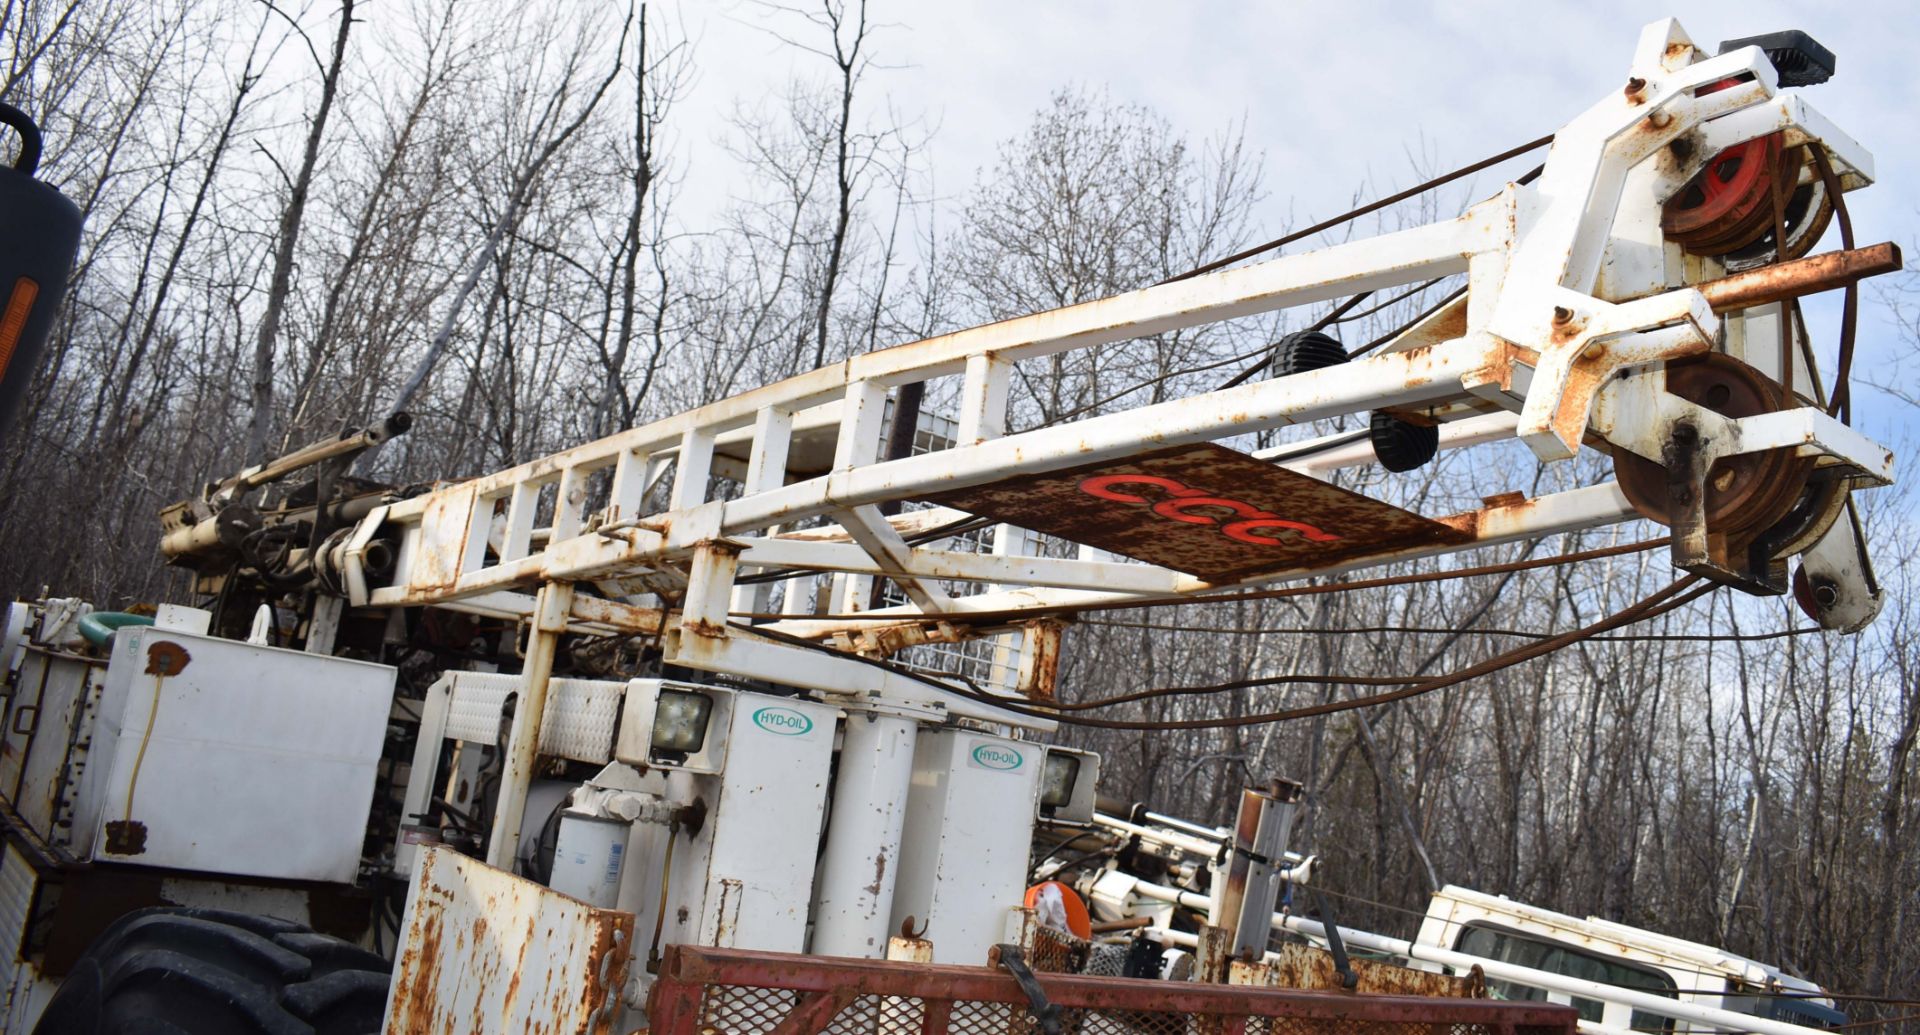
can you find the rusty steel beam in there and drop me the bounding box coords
[648,945,1582,1031]
[1697,242,1903,313]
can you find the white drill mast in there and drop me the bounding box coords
[327,19,1889,695]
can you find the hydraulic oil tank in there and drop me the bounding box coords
[0,104,84,446]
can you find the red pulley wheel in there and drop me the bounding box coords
[1661,132,1784,247]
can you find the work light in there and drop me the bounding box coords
[651,688,713,753]
[1036,746,1100,825]
[616,680,736,774]
[1039,751,1080,809]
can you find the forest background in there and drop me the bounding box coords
[3,0,1918,1019]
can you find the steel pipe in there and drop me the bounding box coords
[485,580,574,869]
[1696,243,1902,313]
[809,708,920,957]
[1125,874,1826,1035]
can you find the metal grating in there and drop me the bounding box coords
[651,947,1580,1035]
[443,672,624,762]
[825,994,928,1035]
[539,677,625,761]
[689,986,1513,1035]
[700,985,799,1034]
[0,843,34,1028]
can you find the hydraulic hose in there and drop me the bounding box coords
[77,611,154,648]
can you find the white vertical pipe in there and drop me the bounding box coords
[670,427,715,513]
[487,580,574,869]
[834,382,888,613]
[811,710,919,958]
[957,353,1010,446]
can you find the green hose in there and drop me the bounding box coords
[77,611,154,648]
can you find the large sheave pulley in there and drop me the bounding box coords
[1614,353,1816,543]
[1660,79,1835,265]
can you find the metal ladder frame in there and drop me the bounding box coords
[338,20,1888,711]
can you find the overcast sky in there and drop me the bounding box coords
[660,1,1919,441]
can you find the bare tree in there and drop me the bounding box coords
[246,0,357,464]
[372,7,632,449]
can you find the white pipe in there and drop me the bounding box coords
[1290,917,1812,1029]
[810,710,918,958]
[486,581,573,869]
[1145,928,1650,1035]
[1134,881,1208,910]
[1140,810,1230,842]
[1125,876,1821,1035]
[1096,814,1314,879]
[1286,916,1817,1035]
[1092,813,1226,857]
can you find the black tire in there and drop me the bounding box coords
[32,908,390,1035]
[1368,410,1439,473]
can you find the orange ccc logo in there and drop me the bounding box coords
[1078,475,1340,546]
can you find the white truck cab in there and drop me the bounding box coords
[1417,886,1844,1034]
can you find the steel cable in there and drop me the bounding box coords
[1807,148,1857,423]
[1081,618,1820,644]
[728,537,1665,625]
[729,572,1709,731]
[1161,134,1555,284]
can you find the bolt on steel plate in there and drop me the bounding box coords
[924,444,1472,583]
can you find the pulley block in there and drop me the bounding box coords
[1663,132,1836,263]
[1615,353,1813,540]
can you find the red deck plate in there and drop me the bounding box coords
[924,443,1472,583]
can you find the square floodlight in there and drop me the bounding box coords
[651,688,714,753]
[1037,746,1100,825]
[615,680,734,774]
[1040,751,1081,809]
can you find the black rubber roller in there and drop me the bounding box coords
[1369,410,1439,472]
[1268,331,1436,472]
[1267,330,1349,377]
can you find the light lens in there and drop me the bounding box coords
[1040,752,1080,809]
[651,689,713,753]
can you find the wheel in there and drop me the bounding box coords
[32,907,391,1035]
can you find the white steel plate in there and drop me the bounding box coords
[74,627,394,883]
[385,846,634,1034]
[649,693,837,959]
[891,729,1045,965]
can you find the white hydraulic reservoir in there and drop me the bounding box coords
[890,729,1044,965]
[71,625,394,883]
[645,690,838,959]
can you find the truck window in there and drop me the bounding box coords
[1454,922,1678,1031]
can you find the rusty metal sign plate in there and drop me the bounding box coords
[924,444,1471,582]
[385,845,634,1034]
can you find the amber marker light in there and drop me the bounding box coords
[0,277,39,377]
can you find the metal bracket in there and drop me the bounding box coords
[1306,888,1359,991]
[1515,289,1718,461]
